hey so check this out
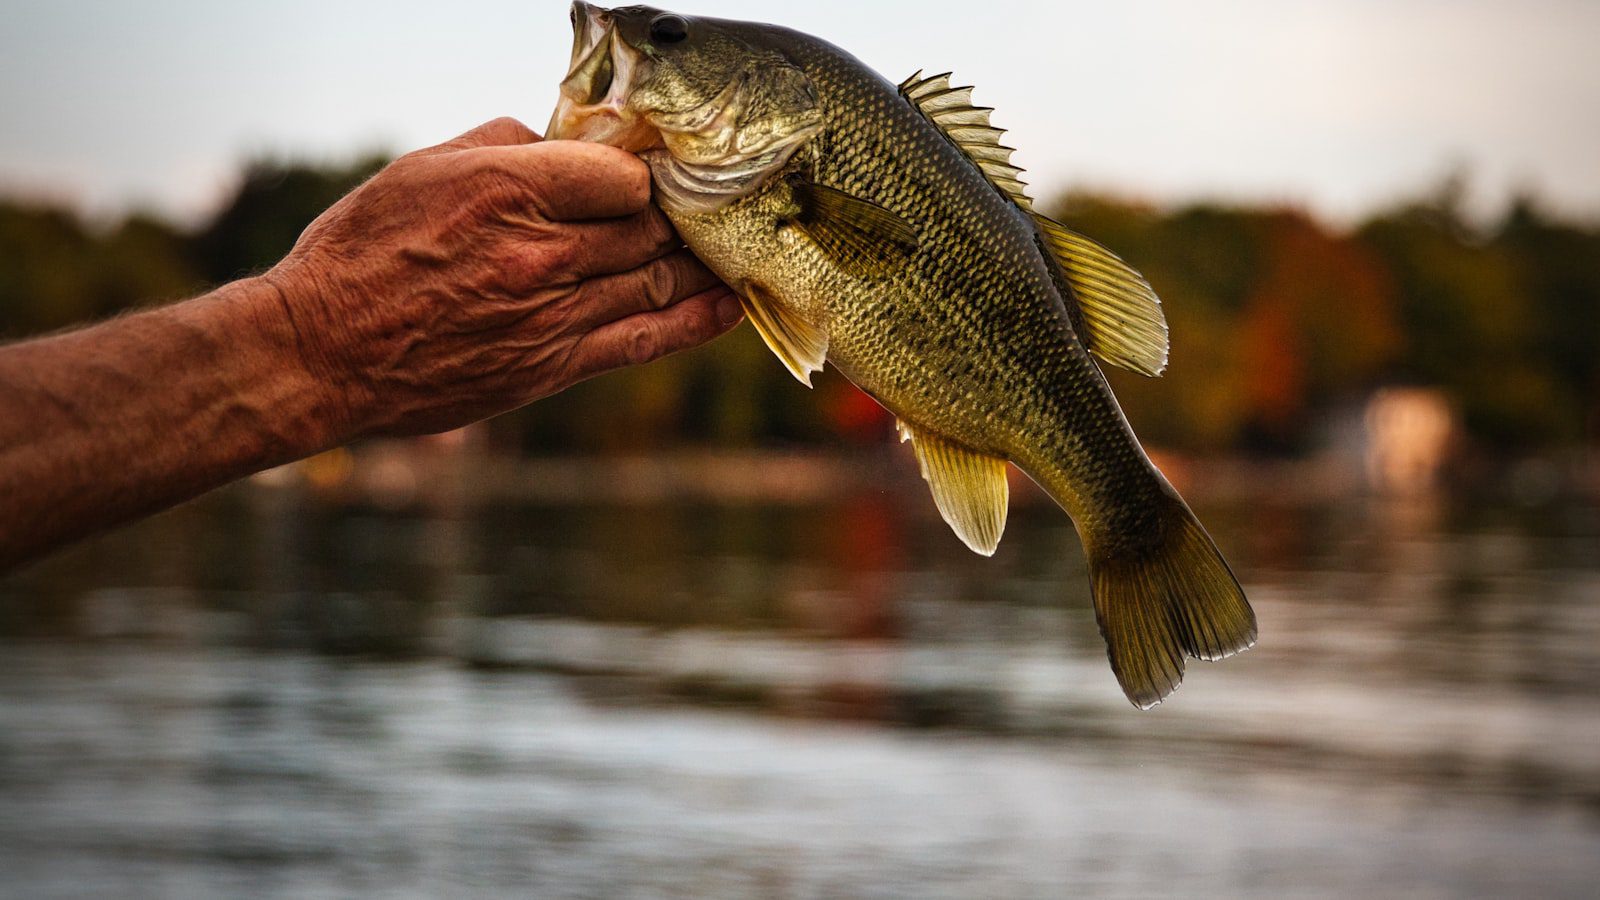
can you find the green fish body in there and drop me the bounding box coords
[549,4,1256,707]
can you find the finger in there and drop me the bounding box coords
[550,205,680,280]
[562,249,723,331]
[499,205,679,286]
[487,140,653,221]
[413,117,541,157]
[564,287,744,381]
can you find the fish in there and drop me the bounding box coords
[547,3,1256,707]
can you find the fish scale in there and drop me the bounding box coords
[549,4,1257,707]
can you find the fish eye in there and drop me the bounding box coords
[649,13,688,44]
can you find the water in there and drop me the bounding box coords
[2,465,1598,898]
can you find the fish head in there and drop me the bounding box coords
[548,4,823,208]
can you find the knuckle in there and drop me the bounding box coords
[485,115,525,134]
[493,245,541,289]
[493,227,573,282]
[465,152,517,189]
[623,323,661,367]
[459,151,525,197]
[537,234,583,278]
[641,259,679,309]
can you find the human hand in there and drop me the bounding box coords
[263,117,742,438]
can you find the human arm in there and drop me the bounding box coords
[0,118,741,570]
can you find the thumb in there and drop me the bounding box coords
[414,117,541,157]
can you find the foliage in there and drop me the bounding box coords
[0,206,199,337]
[0,159,1594,453]
[190,155,388,284]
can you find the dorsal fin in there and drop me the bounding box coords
[899,70,1032,211]
[1032,214,1169,377]
[899,70,1167,377]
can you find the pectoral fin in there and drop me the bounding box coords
[788,177,917,278]
[898,421,1009,555]
[740,282,828,386]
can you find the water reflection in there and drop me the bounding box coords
[2,466,1598,897]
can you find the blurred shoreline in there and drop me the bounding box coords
[257,441,1600,512]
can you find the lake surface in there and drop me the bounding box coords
[2,459,1598,898]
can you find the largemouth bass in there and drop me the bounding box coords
[547,3,1256,707]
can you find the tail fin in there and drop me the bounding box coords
[1086,497,1257,708]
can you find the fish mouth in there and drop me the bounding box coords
[546,2,663,152]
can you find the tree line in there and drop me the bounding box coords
[2,158,1595,455]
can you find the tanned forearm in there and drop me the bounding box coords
[0,118,739,573]
[0,278,340,569]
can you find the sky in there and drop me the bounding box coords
[2,0,1597,226]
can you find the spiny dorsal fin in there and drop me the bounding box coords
[740,282,828,387]
[1033,213,1169,377]
[899,70,1032,211]
[897,419,1010,555]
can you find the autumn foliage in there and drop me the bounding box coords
[2,159,1595,455]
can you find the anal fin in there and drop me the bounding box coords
[740,282,828,386]
[898,420,1009,555]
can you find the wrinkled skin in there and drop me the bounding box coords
[265,117,743,437]
[0,117,745,572]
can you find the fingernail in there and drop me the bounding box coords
[716,292,743,327]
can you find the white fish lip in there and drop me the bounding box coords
[546,3,661,152]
